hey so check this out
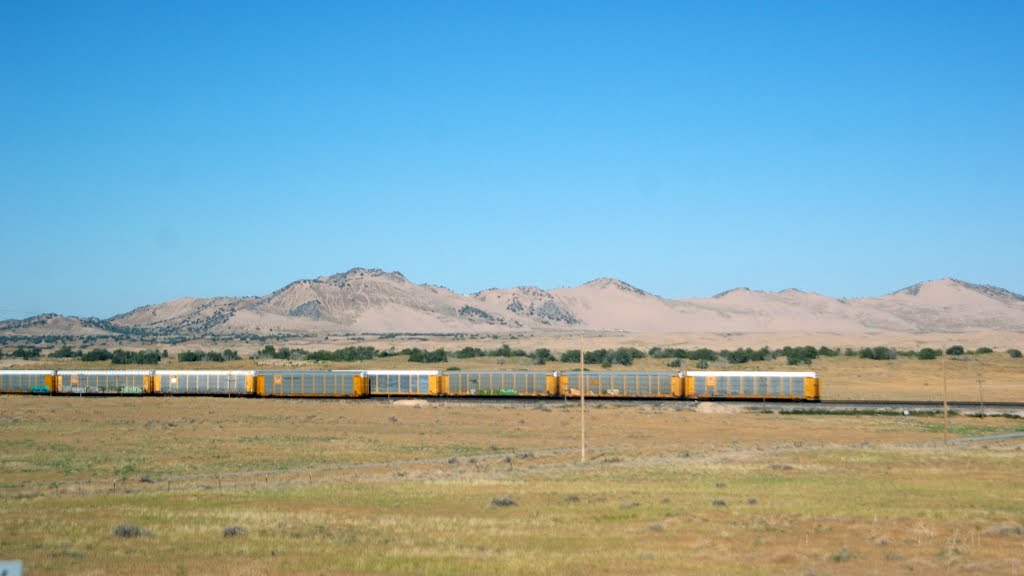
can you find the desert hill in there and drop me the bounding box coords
[2,270,1023,338]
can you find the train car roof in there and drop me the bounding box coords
[687,370,818,378]
[365,370,441,376]
[56,370,154,376]
[154,370,256,376]
[0,369,56,375]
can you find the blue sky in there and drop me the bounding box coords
[1,1,1021,319]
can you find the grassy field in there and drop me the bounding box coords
[1,395,1023,574]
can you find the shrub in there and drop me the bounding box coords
[917,348,940,360]
[1008,349,1022,359]
[49,345,80,358]
[113,524,144,538]
[12,346,41,359]
[490,496,517,507]
[83,348,113,362]
[530,348,555,365]
[454,346,485,359]
[223,526,247,537]
[974,347,993,354]
[408,348,446,363]
[946,345,965,356]
[859,347,897,360]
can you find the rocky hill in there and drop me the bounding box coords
[3,270,1023,337]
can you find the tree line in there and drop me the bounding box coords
[1,343,1020,366]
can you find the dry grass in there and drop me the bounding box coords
[1,395,1023,574]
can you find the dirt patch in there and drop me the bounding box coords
[392,399,429,407]
[695,402,746,414]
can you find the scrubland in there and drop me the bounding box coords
[1,393,1023,575]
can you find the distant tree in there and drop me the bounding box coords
[83,348,113,362]
[49,345,79,358]
[559,350,581,363]
[455,346,485,359]
[531,348,555,365]
[177,350,204,362]
[859,347,897,361]
[689,348,718,362]
[205,351,224,362]
[946,345,965,356]
[974,347,993,355]
[222,349,240,361]
[1008,349,1022,359]
[12,346,41,360]
[917,348,940,360]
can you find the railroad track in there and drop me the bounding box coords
[361,396,1024,411]
[820,399,1024,410]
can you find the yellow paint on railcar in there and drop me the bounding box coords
[352,375,368,397]
[545,374,559,396]
[671,375,684,398]
[805,376,820,401]
[428,374,446,395]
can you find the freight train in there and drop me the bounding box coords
[0,369,820,401]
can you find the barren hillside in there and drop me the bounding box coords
[3,270,1023,338]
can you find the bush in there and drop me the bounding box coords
[49,345,81,358]
[779,346,817,365]
[1009,349,1022,359]
[113,524,144,538]
[12,346,41,359]
[559,350,581,363]
[454,346,485,359]
[111,349,161,365]
[917,348,940,360]
[974,347,993,354]
[530,348,555,365]
[223,526,247,537]
[946,345,965,356]
[859,347,897,360]
[407,348,447,363]
[83,348,113,362]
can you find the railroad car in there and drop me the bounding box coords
[558,371,683,399]
[684,371,819,401]
[255,370,367,398]
[445,370,558,397]
[365,370,443,396]
[0,370,56,394]
[56,370,152,395]
[153,370,257,396]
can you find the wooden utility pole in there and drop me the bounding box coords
[977,373,985,417]
[942,351,949,447]
[580,333,586,463]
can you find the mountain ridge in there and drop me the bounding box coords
[3,271,1023,337]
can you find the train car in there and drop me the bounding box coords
[0,370,56,394]
[55,370,152,395]
[153,370,256,396]
[684,371,819,401]
[445,370,558,397]
[256,370,368,398]
[558,371,684,399]
[365,370,443,396]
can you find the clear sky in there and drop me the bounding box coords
[1,1,1021,319]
